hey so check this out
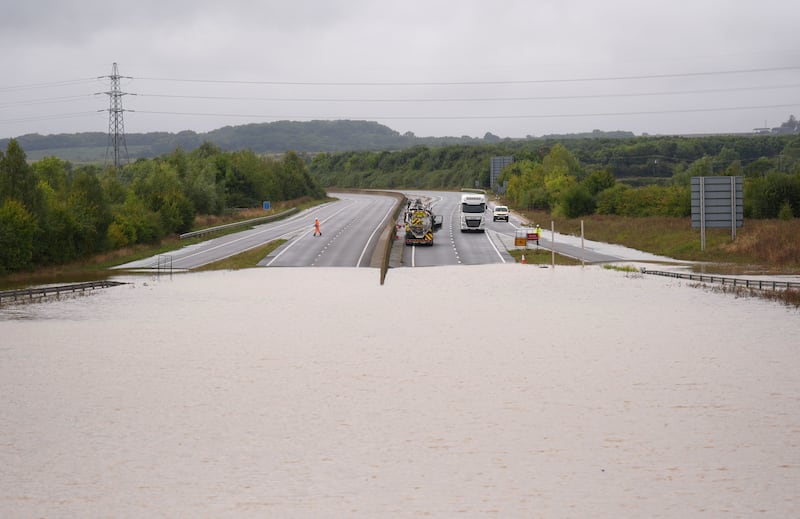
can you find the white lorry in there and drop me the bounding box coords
[459,192,487,232]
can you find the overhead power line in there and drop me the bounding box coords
[7,82,798,108]
[0,94,96,109]
[135,103,800,121]
[6,101,799,127]
[0,112,99,125]
[0,78,100,93]
[134,65,800,87]
[135,83,800,104]
[2,64,798,131]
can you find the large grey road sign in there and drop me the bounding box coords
[691,176,743,249]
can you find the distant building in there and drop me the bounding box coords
[490,156,513,193]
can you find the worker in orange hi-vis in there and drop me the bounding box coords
[313,218,321,237]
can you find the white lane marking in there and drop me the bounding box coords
[485,230,507,264]
[265,201,354,266]
[449,204,462,264]
[356,201,396,268]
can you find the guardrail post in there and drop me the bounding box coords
[157,255,173,276]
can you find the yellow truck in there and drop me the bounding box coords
[404,198,442,246]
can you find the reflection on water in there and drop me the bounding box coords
[1,266,798,517]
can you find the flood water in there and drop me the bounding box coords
[1,265,798,517]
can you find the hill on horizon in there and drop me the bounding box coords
[0,119,635,163]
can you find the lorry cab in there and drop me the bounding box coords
[460,193,487,232]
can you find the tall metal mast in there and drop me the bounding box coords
[100,62,132,170]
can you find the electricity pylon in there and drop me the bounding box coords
[99,62,132,170]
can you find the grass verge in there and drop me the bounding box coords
[690,283,800,309]
[507,248,582,266]
[0,197,330,290]
[194,240,286,271]
[515,210,800,275]
[603,264,640,273]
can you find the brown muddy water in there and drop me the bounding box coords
[1,265,798,517]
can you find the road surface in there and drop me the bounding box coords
[113,192,397,271]
[114,189,684,272]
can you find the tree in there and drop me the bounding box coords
[68,170,113,255]
[224,151,262,207]
[130,161,195,234]
[183,159,224,215]
[780,136,800,173]
[714,145,740,171]
[0,199,36,273]
[743,157,774,178]
[282,151,325,199]
[776,115,799,134]
[107,191,164,247]
[746,173,800,218]
[0,139,39,210]
[595,184,629,215]
[686,155,714,177]
[582,168,616,195]
[558,185,595,217]
[32,156,69,193]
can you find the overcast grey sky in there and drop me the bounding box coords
[1,0,799,139]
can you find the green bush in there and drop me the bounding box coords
[558,185,595,218]
[779,201,794,220]
[0,200,36,272]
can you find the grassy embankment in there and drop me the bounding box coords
[516,210,800,274]
[194,239,287,271]
[512,209,800,307]
[4,195,799,307]
[0,197,330,290]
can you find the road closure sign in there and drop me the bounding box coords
[514,229,528,247]
[691,176,743,249]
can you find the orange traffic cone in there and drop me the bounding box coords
[521,252,526,264]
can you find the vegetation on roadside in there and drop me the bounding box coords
[195,240,286,271]
[0,197,328,290]
[507,247,582,266]
[0,140,326,275]
[309,125,800,274]
[309,127,800,205]
[518,210,800,274]
[602,264,640,273]
[691,283,800,308]
[4,119,800,286]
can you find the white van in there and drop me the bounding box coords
[492,205,509,222]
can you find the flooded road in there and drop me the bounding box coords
[1,265,798,517]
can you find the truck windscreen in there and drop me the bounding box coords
[461,203,485,213]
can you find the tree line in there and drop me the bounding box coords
[309,134,800,219]
[4,131,800,274]
[1,120,511,162]
[0,120,639,163]
[0,141,325,274]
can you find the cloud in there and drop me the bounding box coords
[1,0,799,138]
